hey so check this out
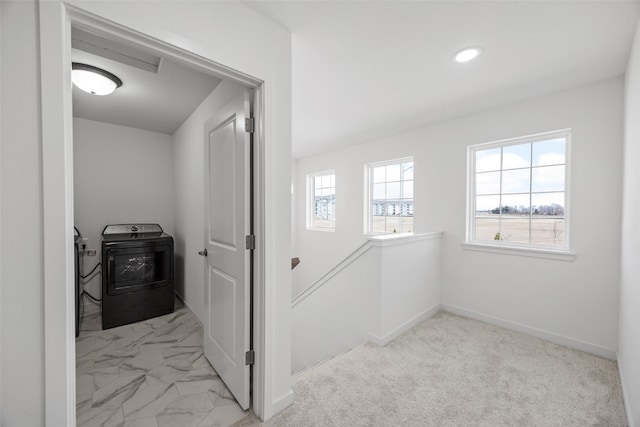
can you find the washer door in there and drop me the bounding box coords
[104,243,172,296]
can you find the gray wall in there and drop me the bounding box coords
[619,17,640,427]
[73,117,175,298]
[172,80,241,322]
[0,1,45,424]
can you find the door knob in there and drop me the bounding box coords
[198,249,208,257]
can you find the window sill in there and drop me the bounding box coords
[461,242,575,262]
[306,227,335,233]
[367,232,443,247]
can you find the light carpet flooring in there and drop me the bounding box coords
[76,297,248,427]
[236,311,626,427]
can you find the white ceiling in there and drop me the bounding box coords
[72,36,221,135]
[244,1,640,158]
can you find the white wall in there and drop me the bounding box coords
[619,18,640,427]
[292,248,379,372]
[294,144,416,296]
[172,80,241,322]
[294,77,623,357]
[0,1,45,424]
[73,118,174,298]
[292,233,442,372]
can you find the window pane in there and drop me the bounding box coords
[330,174,335,187]
[372,201,385,216]
[402,163,414,180]
[385,216,401,233]
[402,217,414,233]
[386,182,401,199]
[373,183,385,199]
[501,194,530,216]
[476,171,500,195]
[386,164,401,182]
[500,218,530,244]
[531,193,564,217]
[532,165,564,192]
[400,201,413,216]
[474,217,500,241]
[373,166,385,183]
[314,176,322,189]
[371,215,386,233]
[501,169,530,194]
[533,138,565,166]
[321,174,331,188]
[531,218,564,246]
[502,143,531,170]
[402,181,414,199]
[475,195,500,214]
[475,148,501,172]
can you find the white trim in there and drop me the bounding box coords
[461,242,576,261]
[271,390,294,415]
[369,231,442,248]
[441,303,616,359]
[40,4,272,424]
[252,83,267,421]
[368,304,441,346]
[617,353,636,427]
[39,2,75,425]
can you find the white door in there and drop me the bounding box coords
[203,90,252,410]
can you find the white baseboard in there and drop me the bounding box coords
[441,303,617,360]
[369,304,442,346]
[271,389,294,416]
[617,353,636,427]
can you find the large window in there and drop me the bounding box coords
[367,158,414,234]
[307,171,336,231]
[468,130,570,249]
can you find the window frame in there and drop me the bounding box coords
[365,157,415,235]
[466,129,572,254]
[306,170,336,232]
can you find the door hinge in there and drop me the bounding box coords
[245,350,255,365]
[245,234,255,250]
[245,117,255,133]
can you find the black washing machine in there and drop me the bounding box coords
[101,224,174,329]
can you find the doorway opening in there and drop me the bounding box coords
[41,6,267,425]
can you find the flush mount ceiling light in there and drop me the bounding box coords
[454,47,482,63]
[71,63,122,96]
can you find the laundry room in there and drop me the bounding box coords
[70,24,254,424]
[71,26,227,325]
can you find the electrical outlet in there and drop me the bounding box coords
[85,249,97,256]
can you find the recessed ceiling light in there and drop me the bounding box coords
[454,47,482,63]
[71,63,122,96]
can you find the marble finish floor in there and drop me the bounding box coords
[76,297,248,427]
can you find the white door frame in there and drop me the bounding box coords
[39,2,267,425]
